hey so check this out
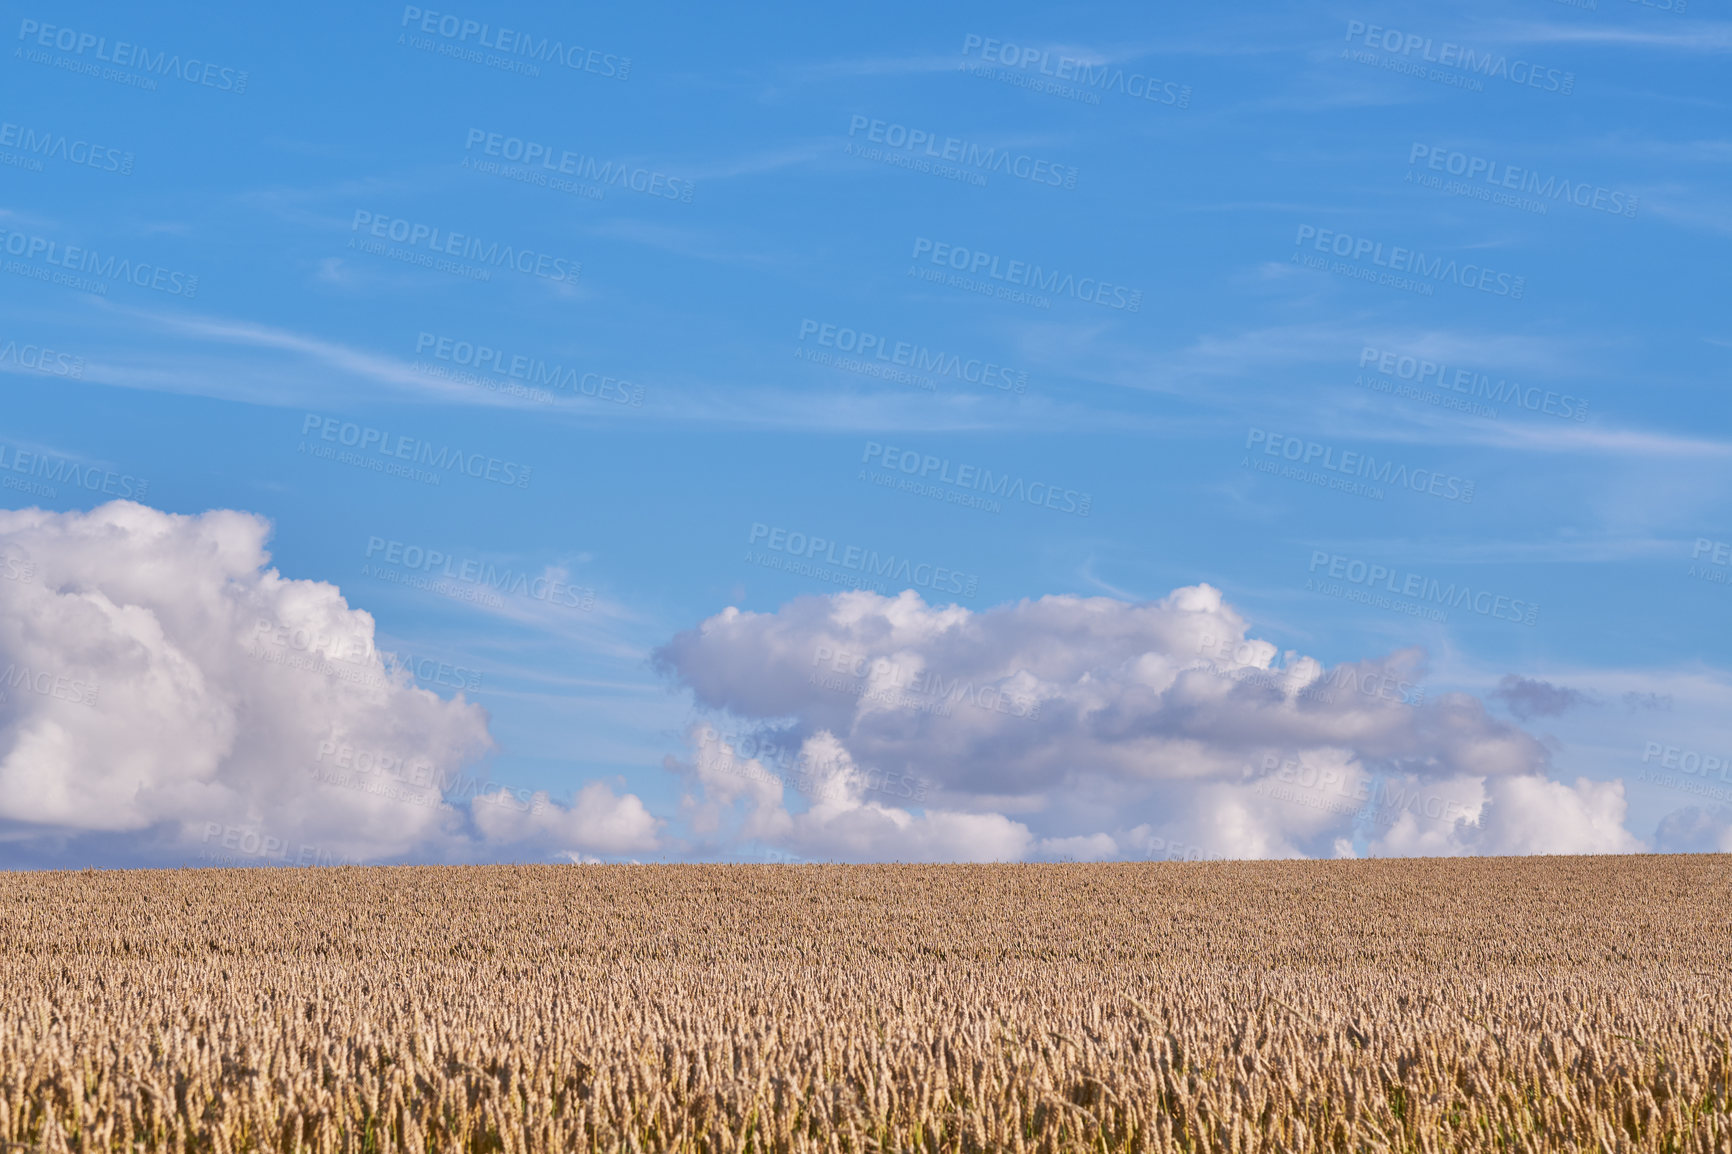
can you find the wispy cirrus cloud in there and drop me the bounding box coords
[1491,20,1732,53]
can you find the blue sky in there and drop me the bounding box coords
[1,0,1728,867]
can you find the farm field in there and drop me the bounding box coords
[1,857,1729,1152]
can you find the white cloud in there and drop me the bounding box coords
[0,501,658,866]
[1652,804,1732,853]
[666,726,1031,862]
[471,781,661,858]
[1463,775,1643,856]
[1494,21,1732,54]
[0,511,1666,868]
[656,586,1646,861]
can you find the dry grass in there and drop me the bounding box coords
[1,856,1729,1152]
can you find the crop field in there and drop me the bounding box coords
[1,856,1728,1153]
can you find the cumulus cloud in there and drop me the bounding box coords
[655,587,1643,861]
[470,781,661,859]
[0,507,1656,867]
[1652,805,1732,853]
[664,726,1033,862]
[0,501,658,866]
[1370,774,1641,857]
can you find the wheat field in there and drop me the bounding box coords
[1,857,1728,1153]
